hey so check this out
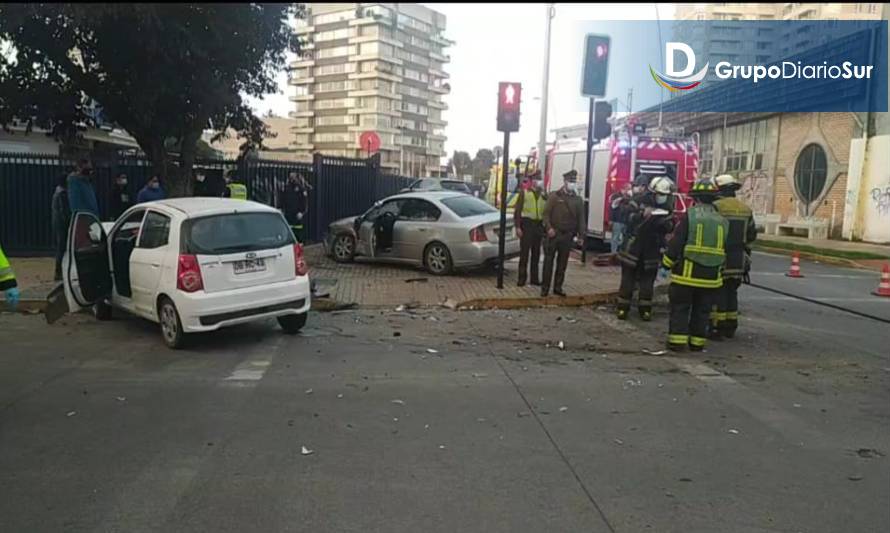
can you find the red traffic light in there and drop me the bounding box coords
[497,82,521,132]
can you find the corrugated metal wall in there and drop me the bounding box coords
[0,152,412,255]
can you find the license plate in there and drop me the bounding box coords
[233,258,266,275]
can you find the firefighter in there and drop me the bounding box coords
[514,169,546,287]
[711,174,757,339]
[616,176,675,321]
[662,178,729,352]
[541,169,585,297]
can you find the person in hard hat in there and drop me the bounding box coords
[513,170,547,287]
[711,174,757,339]
[1,242,19,311]
[616,176,676,321]
[541,169,585,297]
[662,178,729,352]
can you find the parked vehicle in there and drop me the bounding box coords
[324,191,519,275]
[401,177,472,194]
[544,134,696,245]
[48,198,311,348]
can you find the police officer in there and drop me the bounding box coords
[616,176,675,321]
[662,178,729,352]
[1,242,19,311]
[541,169,585,297]
[224,171,248,200]
[711,174,757,339]
[514,170,546,287]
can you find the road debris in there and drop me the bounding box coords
[559,406,568,412]
[301,446,314,456]
[623,379,643,388]
[393,331,401,337]
[66,411,77,417]
[517,411,531,418]
[391,399,405,405]
[405,277,428,284]
[613,438,624,445]
[442,298,458,310]
[728,429,740,435]
[115,396,126,402]
[439,445,446,450]
[305,389,313,395]
[337,393,344,399]
[848,474,863,481]
[426,348,439,354]
[643,349,668,356]
[395,305,406,312]
[855,448,884,459]
[557,341,565,350]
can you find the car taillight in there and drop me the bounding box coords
[177,254,204,292]
[469,225,488,242]
[294,243,309,276]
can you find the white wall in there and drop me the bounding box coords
[846,135,890,244]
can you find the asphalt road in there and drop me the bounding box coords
[1,271,888,532]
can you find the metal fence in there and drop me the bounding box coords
[0,152,414,255]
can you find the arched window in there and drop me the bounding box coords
[794,144,828,208]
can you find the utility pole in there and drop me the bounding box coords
[537,3,555,171]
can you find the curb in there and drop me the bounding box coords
[752,245,871,270]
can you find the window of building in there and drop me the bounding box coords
[697,130,715,176]
[314,10,353,26]
[317,45,354,59]
[721,119,768,173]
[294,118,312,128]
[316,28,352,42]
[316,80,355,93]
[316,115,356,126]
[794,143,828,207]
[295,134,311,145]
[315,97,354,110]
[363,5,394,21]
[315,132,353,143]
[314,63,355,76]
[360,114,391,128]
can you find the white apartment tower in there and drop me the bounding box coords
[290,3,451,176]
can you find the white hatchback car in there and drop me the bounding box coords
[50,198,311,348]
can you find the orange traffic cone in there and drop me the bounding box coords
[874,264,890,297]
[785,251,804,278]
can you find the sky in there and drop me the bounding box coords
[246,3,676,159]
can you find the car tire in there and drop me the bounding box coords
[278,312,308,334]
[94,299,113,321]
[158,297,186,350]
[332,233,356,263]
[424,242,453,276]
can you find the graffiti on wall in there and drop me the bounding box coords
[871,185,890,217]
[738,169,772,215]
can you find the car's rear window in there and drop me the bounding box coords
[441,196,497,217]
[183,212,294,255]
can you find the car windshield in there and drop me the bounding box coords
[440,196,497,217]
[184,212,294,254]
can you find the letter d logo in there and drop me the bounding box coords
[666,42,695,77]
[649,42,709,92]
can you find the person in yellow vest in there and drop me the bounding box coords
[224,171,248,200]
[1,242,19,311]
[662,178,729,352]
[710,174,757,339]
[513,169,547,287]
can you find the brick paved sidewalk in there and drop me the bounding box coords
[306,244,632,310]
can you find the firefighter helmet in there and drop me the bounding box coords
[689,177,720,200]
[647,176,676,195]
[714,174,741,192]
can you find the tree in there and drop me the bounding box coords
[447,150,472,177]
[471,148,496,181]
[0,4,302,196]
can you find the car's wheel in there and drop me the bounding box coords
[332,233,356,263]
[94,299,112,321]
[278,312,308,334]
[424,242,453,275]
[158,297,186,349]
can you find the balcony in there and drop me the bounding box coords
[429,68,449,79]
[295,25,315,35]
[291,109,314,118]
[427,100,448,110]
[289,76,314,85]
[348,89,402,100]
[427,116,447,126]
[290,58,315,68]
[289,94,315,102]
[429,82,450,95]
[352,52,403,66]
[430,51,450,63]
[431,33,453,47]
[291,125,314,134]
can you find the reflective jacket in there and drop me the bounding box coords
[714,195,757,279]
[0,243,17,291]
[514,189,546,225]
[663,203,729,288]
[227,182,248,200]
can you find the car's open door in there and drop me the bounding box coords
[45,212,112,324]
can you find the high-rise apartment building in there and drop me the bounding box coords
[290,3,451,176]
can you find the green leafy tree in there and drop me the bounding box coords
[447,150,472,178]
[0,3,302,196]
[471,148,496,181]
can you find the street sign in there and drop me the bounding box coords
[359,131,381,154]
[496,82,521,133]
[581,34,610,98]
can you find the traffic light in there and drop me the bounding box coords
[582,34,610,98]
[593,100,613,140]
[497,82,521,132]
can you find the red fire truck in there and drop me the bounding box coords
[543,132,699,245]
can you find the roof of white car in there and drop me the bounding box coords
[388,191,467,201]
[148,198,278,217]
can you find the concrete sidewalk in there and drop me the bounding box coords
[3,246,638,312]
[754,234,890,271]
[306,244,633,310]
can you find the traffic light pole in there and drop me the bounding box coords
[497,131,510,289]
[581,97,595,264]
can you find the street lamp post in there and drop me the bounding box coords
[537,3,555,171]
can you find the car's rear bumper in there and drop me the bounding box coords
[451,239,520,267]
[172,276,311,333]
